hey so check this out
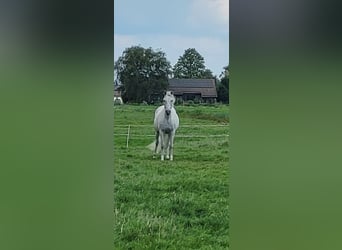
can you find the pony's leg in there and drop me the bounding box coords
[166,134,170,160]
[160,132,165,161]
[169,132,175,161]
[154,131,159,157]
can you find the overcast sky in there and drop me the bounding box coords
[114,0,229,77]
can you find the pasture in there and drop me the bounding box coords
[114,104,229,249]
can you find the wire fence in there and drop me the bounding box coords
[114,124,229,127]
[114,124,229,148]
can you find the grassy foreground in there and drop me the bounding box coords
[114,104,229,249]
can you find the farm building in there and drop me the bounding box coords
[114,84,124,104]
[168,78,217,103]
[114,84,123,97]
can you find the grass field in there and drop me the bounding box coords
[114,104,229,249]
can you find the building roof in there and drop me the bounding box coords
[168,78,217,98]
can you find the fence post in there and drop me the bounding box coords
[126,125,131,148]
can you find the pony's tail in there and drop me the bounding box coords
[146,141,156,151]
[146,138,161,153]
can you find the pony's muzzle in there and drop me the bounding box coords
[165,110,171,116]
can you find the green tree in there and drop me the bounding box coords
[173,48,213,78]
[114,46,171,103]
[217,65,229,103]
[203,68,214,79]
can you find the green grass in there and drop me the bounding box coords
[114,104,229,249]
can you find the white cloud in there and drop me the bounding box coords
[187,0,229,32]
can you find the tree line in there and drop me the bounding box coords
[114,46,229,104]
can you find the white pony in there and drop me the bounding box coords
[153,91,179,161]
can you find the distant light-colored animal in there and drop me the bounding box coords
[153,91,179,161]
[113,96,123,105]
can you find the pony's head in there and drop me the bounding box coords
[163,91,175,116]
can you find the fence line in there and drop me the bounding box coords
[115,124,229,145]
[114,133,229,138]
[114,124,228,127]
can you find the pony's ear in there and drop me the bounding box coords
[163,91,166,96]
